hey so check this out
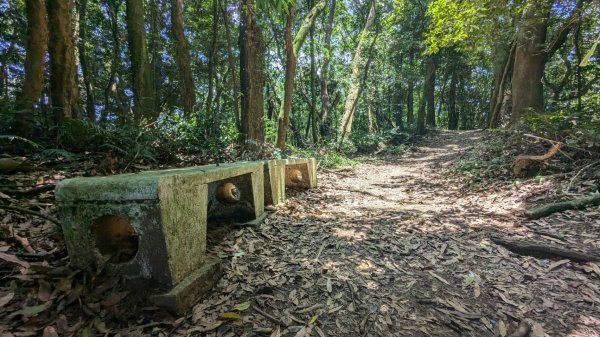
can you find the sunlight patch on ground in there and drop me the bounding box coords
[566,315,600,337]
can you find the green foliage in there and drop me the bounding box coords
[524,109,600,150]
[292,146,359,168]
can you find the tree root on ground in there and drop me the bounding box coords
[491,236,600,262]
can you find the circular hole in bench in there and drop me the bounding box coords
[91,215,139,264]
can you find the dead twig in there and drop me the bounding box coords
[321,168,353,178]
[565,160,600,193]
[0,184,55,197]
[0,204,61,225]
[252,305,286,326]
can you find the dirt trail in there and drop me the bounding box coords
[192,130,600,337]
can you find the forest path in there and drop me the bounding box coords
[193,130,600,337]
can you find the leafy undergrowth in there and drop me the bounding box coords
[448,128,599,198]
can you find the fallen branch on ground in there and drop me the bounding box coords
[491,236,600,262]
[0,204,61,225]
[321,168,353,178]
[524,193,600,219]
[0,184,55,197]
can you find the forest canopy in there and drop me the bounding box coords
[0,0,598,160]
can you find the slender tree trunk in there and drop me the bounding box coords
[425,56,436,127]
[206,0,219,118]
[309,2,318,144]
[125,0,155,122]
[406,49,415,125]
[15,0,47,137]
[222,1,240,130]
[395,83,403,128]
[448,69,458,130]
[276,4,296,149]
[338,0,377,142]
[47,0,79,124]
[275,0,326,149]
[78,0,96,121]
[170,0,196,117]
[319,0,336,138]
[511,0,550,125]
[239,0,265,144]
[489,41,515,128]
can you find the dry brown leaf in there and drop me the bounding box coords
[428,271,450,285]
[0,251,29,268]
[38,280,52,302]
[101,291,129,308]
[499,320,507,337]
[0,292,14,307]
[547,259,570,271]
[270,326,281,337]
[42,326,59,337]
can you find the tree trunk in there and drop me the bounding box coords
[425,56,436,127]
[170,0,196,117]
[448,69,458,130]
[394,83,403,128]
[275,4,296,150]
[222,1,240,130]
[239,0,265,144]
[78,0,96,121]
[47,0,79,124]
[15,0,47,137]
[206,0,219,118]
[338,0,377,142]
[406,49,415,125]
[319,0,336,138]
[489,42,516,128]
[275,0,327,150]
[125,0,155,122]
[103,2,128,122]
[309,2,318,144]
[416,57,435,135]
[510,0,550,125]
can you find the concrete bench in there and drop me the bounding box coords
[55,162,264,313]
[284,158,317,189]
[263,158,317,205]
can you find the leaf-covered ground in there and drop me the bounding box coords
[1,130,599,336]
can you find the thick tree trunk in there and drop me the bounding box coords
[416,57,435,135]
[222,1,240,130]
[78,0,96,121]
[125,0,155,122]
[338,0,377,142]
[511,0,550,125]
[319,0,336,138]
[425,57,436,127]
[15,0,48,137]
[275,0,326,150]
[170,0,196,117]
[47,0,79,124]
[239,0,265,144]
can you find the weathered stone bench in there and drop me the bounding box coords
[55,162,265,313]
[263,158,317,205]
